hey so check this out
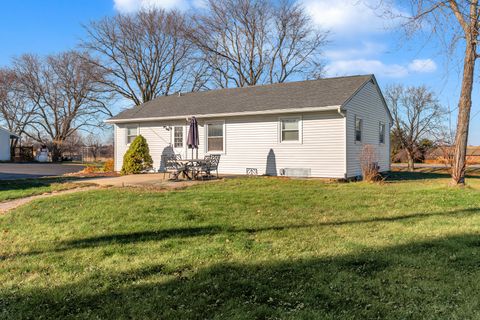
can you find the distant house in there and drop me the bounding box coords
[0,127,18,161]
[106,74,392,178]
[425,146,480,165]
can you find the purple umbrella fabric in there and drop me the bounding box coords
[187,116,199,158]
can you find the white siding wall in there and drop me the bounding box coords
[0,130,10,161]
[344,81,391,177]
[114,111,346,178]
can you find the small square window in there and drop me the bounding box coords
[355,117,362,142]
[126,126,138,144]
[379,123,386,144]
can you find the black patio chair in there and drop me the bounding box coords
[201,154,221,179]
[161,154,184,180]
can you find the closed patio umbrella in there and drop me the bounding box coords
[187,116,199,159]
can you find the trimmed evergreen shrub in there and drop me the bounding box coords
[121,135,153,175]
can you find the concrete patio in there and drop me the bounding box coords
[74,173,216,188]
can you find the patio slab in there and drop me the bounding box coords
[73,173,208,188]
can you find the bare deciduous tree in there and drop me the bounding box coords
[389,0,479,184]
[188,0,328,88]
[85,133,102,162]
[13,51,113,161]
[385,84,444,171]
[82,9,196,106]
[0,68,36,151]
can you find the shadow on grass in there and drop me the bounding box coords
[2,234,480,319]
[0,176,86,192]
[386,170,480,182]
[4,207,479,260]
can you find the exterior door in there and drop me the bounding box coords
[172,126,186,157]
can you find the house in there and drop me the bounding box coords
[0,127,18,161]
[425,146,480,165]
[106,74,392,178]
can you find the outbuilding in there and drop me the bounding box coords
[106,74,392,178]
[0,127,18,161]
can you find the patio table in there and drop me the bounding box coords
[178,159,207,180]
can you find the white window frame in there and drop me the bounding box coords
[205,120,226,154]
[379,122,386,144]
[278,116,302,144]
[172,125,185,149]
[354,116,362,143]
[125,125,139,145]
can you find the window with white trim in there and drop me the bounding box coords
[379,122,386,144]
[173,126,184,148]
[355,117,362,142]
[126,126,138,144]
[206,122,224,152]
[280,117,300,142]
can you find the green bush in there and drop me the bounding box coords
[121,135,153,175]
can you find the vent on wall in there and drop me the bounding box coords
[280,168,311,177]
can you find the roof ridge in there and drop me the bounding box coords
[172,74,372,97]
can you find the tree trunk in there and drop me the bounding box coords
[451,38,476,185]
[51,141,63,162]
[406,150,415,172]
[10,138,18,162]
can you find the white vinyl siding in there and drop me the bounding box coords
[345,80,391,177]
[114,111,346,177]
[0,129,11,161]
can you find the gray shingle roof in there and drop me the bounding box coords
[107,74,373,122]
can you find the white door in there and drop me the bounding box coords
[172,126,186,158]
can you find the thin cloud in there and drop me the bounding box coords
[326,58,437,78]
[324,42,388,60]
[326,59,408,78]
[408,59,437,73]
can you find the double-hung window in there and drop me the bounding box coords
[126,126,138,144]
[355,117,362,142]
[206,122,224,152]
[379,122,386,144]
[280,117,301,142]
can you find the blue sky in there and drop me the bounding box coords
[0,0,479,144]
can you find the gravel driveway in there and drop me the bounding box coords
[0,163,85,180]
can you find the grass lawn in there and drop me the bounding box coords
[1,172,480,319]
[0,178,88,202]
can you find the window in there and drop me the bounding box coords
[126,126,138,144]
[379,122,386,144]
[173,126,183,148]
[355,117,362,142]
[280,117,300,142]
[207,123,224,152]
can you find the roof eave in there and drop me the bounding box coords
[105,105,343,124]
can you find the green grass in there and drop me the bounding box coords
[0,178,87,202]
[1,173,480,319]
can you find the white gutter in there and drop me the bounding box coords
[105,105,344,124]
